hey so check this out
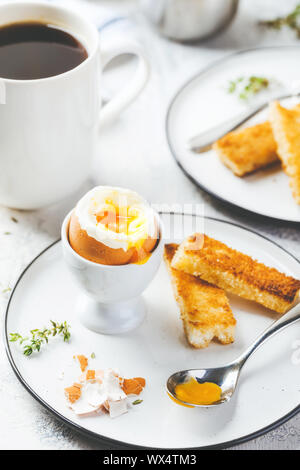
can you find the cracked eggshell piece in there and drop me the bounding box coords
[108,399,128,418]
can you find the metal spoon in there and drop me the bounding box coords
[188,92,299,154]
[167,302,300,407]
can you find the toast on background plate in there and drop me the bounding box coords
[171,234,300,314]
[164,243,236,349]
[269,101,300,204]
[213,121,278,177]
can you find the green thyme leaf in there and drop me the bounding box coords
[91,352,96,359]
[227,77,243,94]
[24,346,33,356]
[132,399,143,405]
[9,333,22,342]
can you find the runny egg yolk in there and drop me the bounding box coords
[95,200,145,236]
[173,377,222,406]
[94,199,152,255]
[96,203,135,234]
[96,209,135,234]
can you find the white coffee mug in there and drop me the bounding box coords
[0,1,149,209]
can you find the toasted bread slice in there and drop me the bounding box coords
[213,121,278,177]
[172,234,300,314]
[269,101,300,204]
[164,243,236,348]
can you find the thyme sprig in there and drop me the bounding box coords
[10,320,71,356]
[227,76,269,100]
[259,4,300,38]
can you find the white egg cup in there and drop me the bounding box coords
[61,211,163,335]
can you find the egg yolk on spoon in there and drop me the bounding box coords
[172,377,222,406]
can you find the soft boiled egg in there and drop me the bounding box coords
[68,186,159,265]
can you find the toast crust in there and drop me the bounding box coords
[213,122,278,177]
[164,243,236,348]
[269,101,300,204]
[172,235,300,314]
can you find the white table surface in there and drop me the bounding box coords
[1,0,300,450]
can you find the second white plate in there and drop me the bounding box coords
[5,213,300,448]
[167,46,300,223]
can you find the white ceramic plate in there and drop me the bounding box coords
[166,46,300,223]
[5,213,300,449]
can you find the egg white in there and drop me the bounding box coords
[75,186,156,251]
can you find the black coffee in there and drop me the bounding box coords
[0,21,88,80]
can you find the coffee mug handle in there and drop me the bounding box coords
[99,40,150,127]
